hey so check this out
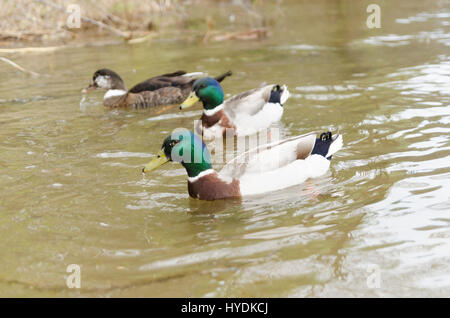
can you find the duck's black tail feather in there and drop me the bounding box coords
[311,132,343,160]
[268,84,289,105]
[215,71,233,83]
[268,85,283,104]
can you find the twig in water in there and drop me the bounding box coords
[0,57,40,77]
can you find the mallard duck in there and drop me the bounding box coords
[142,130,343,200]
[179,77,290,139]
[82,69,232,109]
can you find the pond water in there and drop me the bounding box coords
[0,0,449,297]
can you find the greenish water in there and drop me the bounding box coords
[0,0,449,297]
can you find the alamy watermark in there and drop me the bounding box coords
[66,4,81,29]
[366,4,381,29]
[66,264,81,289]
[366,264,381,289]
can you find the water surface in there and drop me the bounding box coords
[0,0,449,297]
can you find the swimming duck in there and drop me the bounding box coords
[82,69,232,109]
[142,129,343,200]
[179,77,290,139]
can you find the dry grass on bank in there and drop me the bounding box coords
[0,0,195,44]
[0,0,276,47]
[0,0,282,53]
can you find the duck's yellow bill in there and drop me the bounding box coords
[179,92,199,110]
[142,150,169,173]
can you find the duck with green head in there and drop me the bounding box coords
[142,129,343,201]
[179,77,290,140]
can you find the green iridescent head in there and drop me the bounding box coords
[142,129,212,178]
[180,77,224,110]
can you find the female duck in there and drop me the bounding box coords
[142,130,342,200]
[82,69,232,109]
[179,77,290,139]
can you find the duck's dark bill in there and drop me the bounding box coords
[143,150,169,173]
[179,91,199,109]
[81,83,97,94]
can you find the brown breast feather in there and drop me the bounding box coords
[187,172,241,200]
[201,110,236,136]
[103,94,128,108]
[201,110,226,128]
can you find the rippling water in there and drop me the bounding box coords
[0,0,449,297]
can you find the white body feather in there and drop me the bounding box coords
[280,85,290,105]
[182,72,206,78]
[104,89,127,100]
[237,154,331,196]
[326,134,343,158]
[218,133,343,196]
[220,133,317,177]
[199,84,289,139]
[234,103,283,136]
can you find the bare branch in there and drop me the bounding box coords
[0,57,41,77]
